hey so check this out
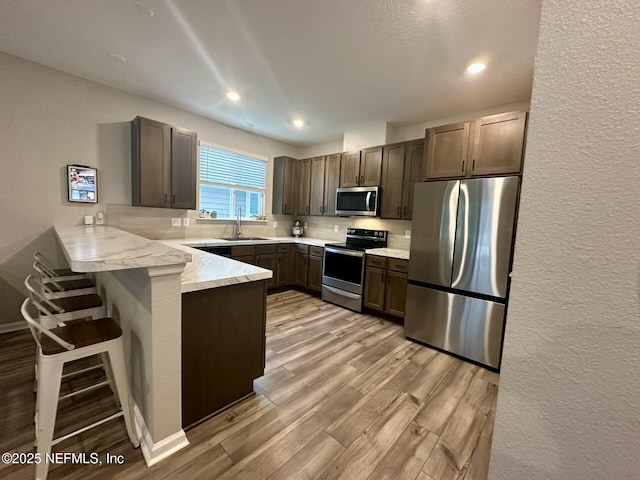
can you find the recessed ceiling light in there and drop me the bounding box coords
[134,1,154,17]
[292,118,305,128]
[226,90,240,102]
[108,53,127,63]
[467,62,486,74]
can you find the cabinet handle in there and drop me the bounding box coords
[164,194,167,204]
[355,175,359,185]
[172,194,175,204]
[360,175,364,184]
[284,203,287,211]
[472,159,476,171]
[381,274,384,283]
[403,206,407,216]
[461,160,465,172]
[396,206,400,215]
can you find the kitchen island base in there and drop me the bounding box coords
[182,280,267,428]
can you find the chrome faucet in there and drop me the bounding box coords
[235,206,242,238]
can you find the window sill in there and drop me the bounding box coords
[196,218,268,225]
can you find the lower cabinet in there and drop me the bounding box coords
[275,244,295,287]
[181,280,266,428]
[364,256,409,318]
[294,244,324,292]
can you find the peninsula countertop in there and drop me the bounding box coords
[54,225,191,272]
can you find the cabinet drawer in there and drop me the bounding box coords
[295,244,309,254]
[277,243,293,253]
[366,255,386,268]
[388,259,409,273]
[231,245,255,257]
[255,244,276,255]
[309,246,324,257]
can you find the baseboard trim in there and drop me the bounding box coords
[132,402,189,467]
[0,322,27,334]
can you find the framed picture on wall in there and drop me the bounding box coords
[67,165,98,203]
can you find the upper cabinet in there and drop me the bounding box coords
[131,116,197,210]
[272,156,297,215]
[424,111,528,180]
[340,146,382,187]
[296,158,312,216]
[309,153,342,216]
[380,139,425,220]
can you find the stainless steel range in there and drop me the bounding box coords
[321,228,388,312]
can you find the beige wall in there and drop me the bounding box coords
[489,0,640,478]
[0,52,302,328]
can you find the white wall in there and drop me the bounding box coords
[0,52,302,327]
[489,1,640,478]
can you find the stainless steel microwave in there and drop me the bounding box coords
[335,186,379,216]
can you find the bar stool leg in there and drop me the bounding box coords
[107,340,139,448]
[35,355,64,480]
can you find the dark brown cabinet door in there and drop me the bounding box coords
[296,159,312,216]
[360,146,383,186]
[401,139,425,220]
[131,117,171,207]
[364,267,385,311]
[309,156,326,216]
[323,153,341,216]
[256,254,276,288]
[470,111,527,176]
[385,270,408,318]
[380,143,406,219]
[307,254,323,292]
[340,151,361,187]
[294,252,308,287]
[171,127,197,209]
[272,156,297,215]
[425,121,471,179]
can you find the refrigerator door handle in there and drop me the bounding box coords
[451,182,469,286]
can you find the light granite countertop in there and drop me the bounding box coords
[159,240,273,293]
[365,248,410,260]
[54,225,191,272]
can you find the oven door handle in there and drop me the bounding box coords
[325,247,365,258]
[322,284,362,300]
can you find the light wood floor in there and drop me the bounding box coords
[0,290,498,480]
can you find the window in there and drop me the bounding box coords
[198,142,267,220]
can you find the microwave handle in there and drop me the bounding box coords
[366,191,372,210]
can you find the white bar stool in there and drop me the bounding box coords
[33,253,89,281]
[33,261,96,298]
[25,276,106,326]
[21,298,139,480]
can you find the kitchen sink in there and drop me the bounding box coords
[219,237,269,241]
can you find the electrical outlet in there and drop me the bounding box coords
[304,222,308,229]
[273,221,278,229]
[171,218,181,227]
[405,230,411,238]
[334,224,339,232]
[182,218,190,227]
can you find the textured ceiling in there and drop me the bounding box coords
[0,0,541,146]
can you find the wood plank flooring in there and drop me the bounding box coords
[0,290,498,480]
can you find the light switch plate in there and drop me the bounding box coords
[171,218,181,227]
[182,218,190,227]
[273,221,278,229]
[304,222,308,228]
[334,224,339,232]
[405,230,411,238]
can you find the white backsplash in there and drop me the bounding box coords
[107,205,412,249]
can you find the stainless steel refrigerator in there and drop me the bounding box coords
[404,176,519,370]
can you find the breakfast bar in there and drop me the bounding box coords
[53,225,272,467]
